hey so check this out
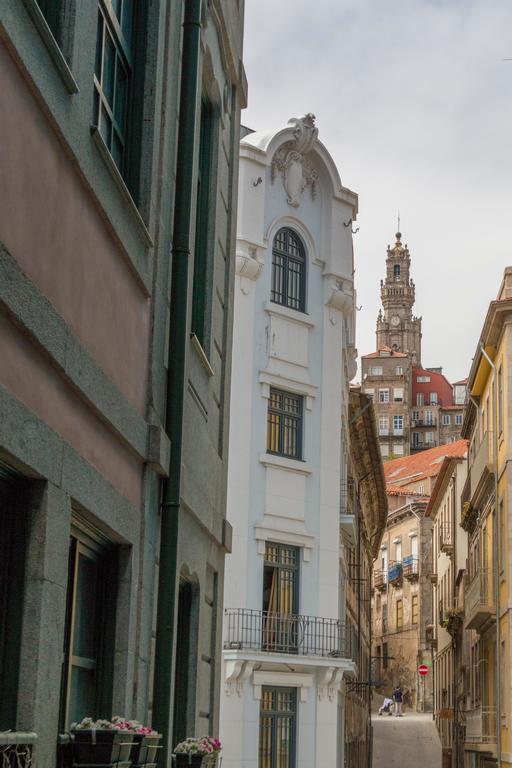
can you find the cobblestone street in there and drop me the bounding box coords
[372,712,442,768]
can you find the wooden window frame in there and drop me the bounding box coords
[396,599,403,629]
[412,594,419,625]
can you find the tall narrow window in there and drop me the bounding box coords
[93,1,135,175]
[173,579,198,746]
[192,99,216,349]
[267,389,303,459]
[396,599,403,629]
[412,594,419,625]
[259,687,296,768]
[263,544,299,653]
[499,498,505,576]
[382,603,388,634]
[271,229,306,312]
[417,393,424,407]
[498,365,503,435]
[61,529,117,728]
[383,641,389,668]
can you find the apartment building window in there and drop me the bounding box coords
[263,543,299,617]
[396,599,403,629]
[271,228,306,312]
[394,387,404,403]
[259,687,296,768]
[412,594,419,625]
[393,444,404,456]
[379,389,390,403]
[417,376,431,383]
[412,432,419,448]
[455,414,462,426]
[425,410,434,426]
[393,415,404,435]
[396,366,403,375]
[192,99,216,348]
[267,389,303,460]
[412,410,419,421]
[365,388,375,400]
[370,366,383,376]
[382,604,388,634]
[61,528,117,727]
[430,392,438,404]
[0,471,25,730]
[93,1,136,175]
[498,364,503,434]
[442,414,451,426]
[425,431,434,445]
[416,393,424,406]
[380,443,389,457]
[379,416,389,436]
[383,642,389,668]
[394,540,402,563]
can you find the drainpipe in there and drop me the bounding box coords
[479,344,501,767]
[152,0,202,759]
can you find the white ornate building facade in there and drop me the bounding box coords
[219,115,359,768]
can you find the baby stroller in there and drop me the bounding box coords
[378,699,393,716]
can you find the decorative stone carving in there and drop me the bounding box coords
[317,667,345,701]
[271,114,319,208]
[225,660,254,696]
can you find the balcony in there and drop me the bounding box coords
[439,523,454,555]
[403,555,419,580]
[379,428,389,437]
[388,562,403,586]
[464,570,495,631]
[373,569,387,590]
[411,440,438,451]
[411,418,437,428]
[340,480,356,543]
[464,707,497,745]
[224,608,351,659]
[470,431,494,502]
[0,733,37,768]
[439,599,464,637]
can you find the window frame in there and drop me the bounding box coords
[455,414,463,426]
[379,389,390,403]
[396,599,403,629]
[442,414,451,426]
[412,594,419,625]
[270,228,307,313]
[263,542,300,617]
[267,388,304,460]
[259,686,297,768]
[60,524,117,729]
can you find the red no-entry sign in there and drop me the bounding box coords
[418,664,429,676]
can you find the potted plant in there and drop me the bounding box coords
[110,719,162,767]
[173,737,222,766]
[70,718,134,766]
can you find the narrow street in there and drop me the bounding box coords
[372,712,441,768]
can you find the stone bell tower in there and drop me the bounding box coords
[376,231,422,365]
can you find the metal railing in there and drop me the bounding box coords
[0,733,37,768]
[373,569,387,589]
[402,555,419,578]
[388,562,402,583]
[465,569,495,629]
[439,523,453,553]
[464,707,497,743]
[224,608,351,658]
[340,479,354,515]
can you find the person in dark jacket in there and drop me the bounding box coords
[393,685,403,716]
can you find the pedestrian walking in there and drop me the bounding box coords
[393,685,403,717]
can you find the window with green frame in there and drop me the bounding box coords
[267,389,304,460]
[93,0,141,182]
[192,99,217,350]
[60,523,117,728]
[396,598,403,629]
[259,687,297,768]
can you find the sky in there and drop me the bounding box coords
[242,0,512,383]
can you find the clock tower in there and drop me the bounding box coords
[376,231,422,365]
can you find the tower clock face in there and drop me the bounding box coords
[391,315,400,327]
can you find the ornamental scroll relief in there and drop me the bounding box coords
[271,114,319,208]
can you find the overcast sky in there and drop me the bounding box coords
[242,0,512,383]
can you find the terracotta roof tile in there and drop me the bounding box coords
[384,440,468,488]
[440,405,464,411]
[386,485,428,497]
[362,346,408,359]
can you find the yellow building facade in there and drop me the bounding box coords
[461,267,512,768]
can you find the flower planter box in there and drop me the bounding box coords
[130,733,162,766]
[173,754,219,767]
[71,730,134,766]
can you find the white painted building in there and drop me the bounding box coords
[219,115,359,768]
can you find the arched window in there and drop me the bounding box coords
[393,263,400,279]
[271,228,306,312]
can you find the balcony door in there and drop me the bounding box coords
[262,543,299,652]
[259,687,297,768]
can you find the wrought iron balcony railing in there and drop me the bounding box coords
[224,608,351,659]
[464,707,497,744]
[388,562,402,584]
[0,733,37,768]
[402,555,419,579]
[373,569,387,590]
[439,523,454,554]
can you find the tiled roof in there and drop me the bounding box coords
[362,346,408,359]
[386,485,428,497]
[453,378,468,385]
[384,440,468,487]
